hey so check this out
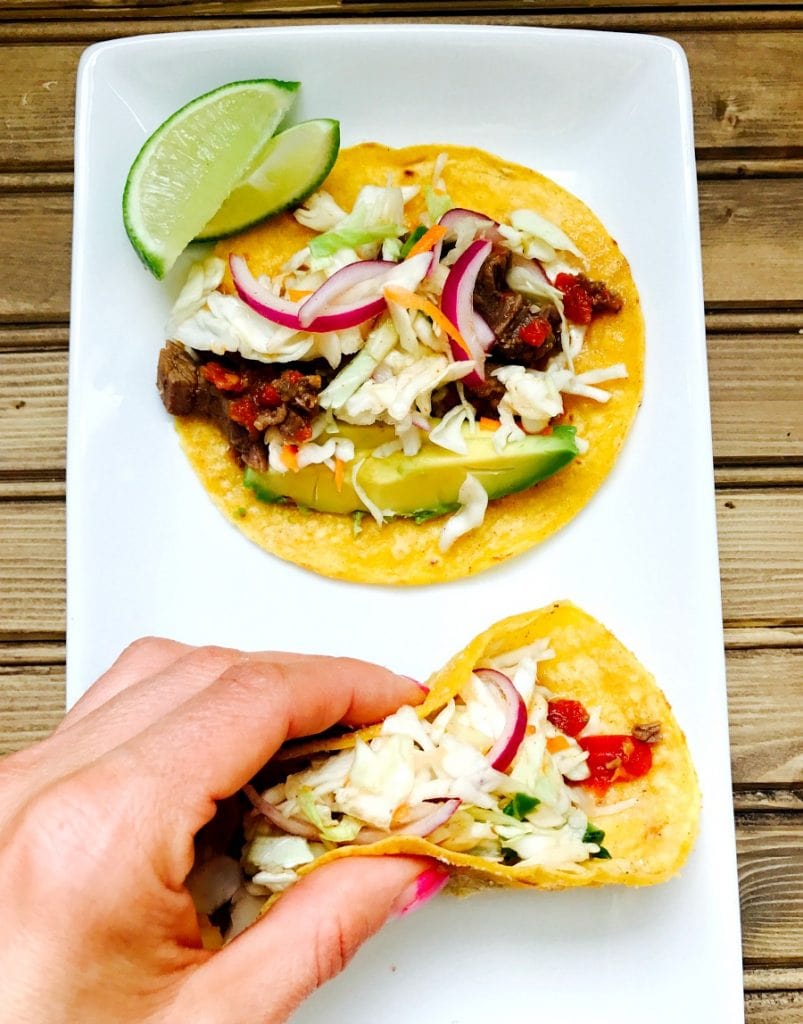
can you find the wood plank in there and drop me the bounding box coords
[738,816,803,963]
[708,334,803,462]
[718,490,803,626]
[699,179,803,307]
[0,193,72,322]
[0,664,63,755]
[0,501,64,640]
[734,791,803,813]
[746,992,803,1023]
[728,649,803,785]
[1,33,801,171]
[0,325,69,350]
[746,968,803,993]
[0,180,800,321]
[0,350,67,474]
[725,627,803,649]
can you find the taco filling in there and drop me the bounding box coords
[188,603,698,944]
[159,152,627,552]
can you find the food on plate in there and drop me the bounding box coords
[159,144,645,583]
[189,603,700,941]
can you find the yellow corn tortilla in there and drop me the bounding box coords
[177,144,645,584]
[277,602,700,892]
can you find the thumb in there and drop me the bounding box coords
[180,856,448,1024]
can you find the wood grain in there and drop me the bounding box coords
[0,180,800,321]
[0,193,72,322]
[739,817,803,963]
[0,350,67,474]
[708,334,803,462]
[0,501,64,640]
[718,490,803,626]
[0,664,63,755]
[728,649,803,785]
[1,32,801,171]
[746,992,803,1023]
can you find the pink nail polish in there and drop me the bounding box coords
[402,675,429,694]
[394,865,449,917]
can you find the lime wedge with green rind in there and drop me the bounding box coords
[196,118,341,241]
[123,79,299,278]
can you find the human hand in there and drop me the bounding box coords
[0,640,446,1024]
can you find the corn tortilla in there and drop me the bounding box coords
[177,145,645,584]
[277,602,700,892]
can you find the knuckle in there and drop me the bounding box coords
[311,911,361,988]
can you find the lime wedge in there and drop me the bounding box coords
[123,79,299,278]
[196,118,341,241]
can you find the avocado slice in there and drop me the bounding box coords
[243,424,578,519]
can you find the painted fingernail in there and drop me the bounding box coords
[402,675,429,694]
[393,865,449,917]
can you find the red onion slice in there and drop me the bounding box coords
[439,207,501,242]
[473,668,528,772]
[298,259,396,328]
[243,784,319,840]
[474,312,494,350]
[231,255,392,334]
[440,238,492,385]
[230,255,303,330]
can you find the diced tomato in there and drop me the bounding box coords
[228,395,259,432]
[547,698,590,737]
[553,273,579,292]
[201,361,246,393]
[289,421,313,444]
[254,381,282,408]
[562,286,592,325]
[575,734,653,792]
[518,317,551,347]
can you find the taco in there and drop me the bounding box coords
[189,603,699,939]
[159,145,644,584]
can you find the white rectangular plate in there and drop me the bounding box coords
[69,25,743,1023]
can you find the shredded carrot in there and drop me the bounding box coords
[479,417,499,431]
[547,735,571,754]
[383,285,471,358]
[405,223,447,260]
[333,457,345,492]
[286,289,313,302]
[280,444,299,472]
[525,724,537,737]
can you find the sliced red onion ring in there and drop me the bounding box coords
[473,668,528,772]
[510,251,550,284]
[401,798,462,837]
[439,207,502,242]
[243,784,318,840]
[474,312,494,349]
[231,255,390,334]
[440,238,492,385]
[298,259,395,328]
[352,799,462,845]
[230,254,304,330]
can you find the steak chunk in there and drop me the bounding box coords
[157,342,200,415]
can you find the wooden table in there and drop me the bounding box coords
[0,2,801,1019]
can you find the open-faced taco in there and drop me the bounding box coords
[189,603,699,940]
[159,145,644,584]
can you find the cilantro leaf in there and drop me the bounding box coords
[503,793,541,820]
[399,225,427,258]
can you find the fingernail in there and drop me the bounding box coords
[402,675,429,694]
[392,865,449,917]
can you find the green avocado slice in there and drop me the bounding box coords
[243,424,578,519]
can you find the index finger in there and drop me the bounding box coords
[104,656,424,856]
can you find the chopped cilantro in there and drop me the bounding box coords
[501,847,521,866]
[583,824,606,846]
[503,793,541,820]
[583,824,612,859]
[400,225,427,258]
[413,508,445,524]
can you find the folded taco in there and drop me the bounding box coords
[189,603,699,940]
[159,145,644,584]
